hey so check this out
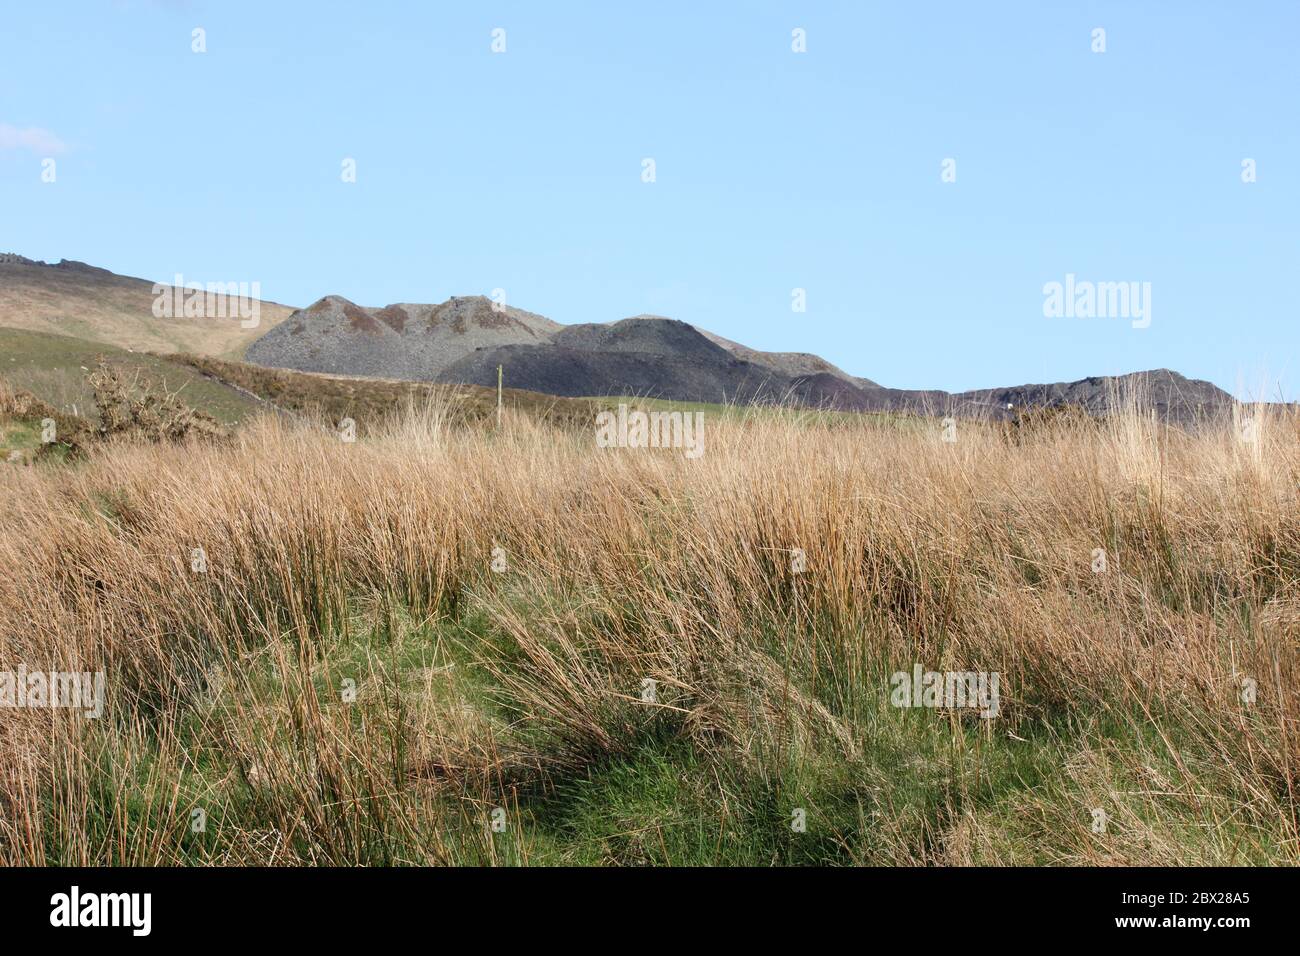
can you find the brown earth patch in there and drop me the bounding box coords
[472,303,512,329]
[344,304,382,333]
[376,305,408,332]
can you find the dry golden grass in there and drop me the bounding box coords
[0,263,295,360]
[0,396,1296,865]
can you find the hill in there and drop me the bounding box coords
[696,326,881,388]
[172,353,601,431]
[246,291,1237,422]
[0,256,1243,423]
[0,254,295,359]
[244,294,559,379]
[0,327,269,425]
[0,326,598,435]
[436,316,883,409]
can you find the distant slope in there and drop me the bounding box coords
[696,326,881,389]
[0,254,295,360]
[157,275,1243,422]
[245,294,560,379]
[951,369,1236,422]
[173,353,599,430]
[249,292,1239,422]
[439,316,872,408]
[553,316,736,358]
[2,255,1245,424]
[249,299,861,406]
[0,328,269,424]
[0,326,598,433]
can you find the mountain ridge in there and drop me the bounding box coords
[244,292,1238,422]
[0,257,1245,422]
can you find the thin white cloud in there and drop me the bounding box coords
[0,124,68,155]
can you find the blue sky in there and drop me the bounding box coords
[2,1,1296,399]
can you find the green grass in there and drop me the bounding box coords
[0,415,42,460]
[31,585,1282,867]
[0,327,267,425]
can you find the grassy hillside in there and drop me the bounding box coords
[172,353,602,430]
[0,378,90,465]
[0,328,269,425]
[1,395,1296,865]
[1,324,915,436]
[0,328,606,435]
[0,259,294,360]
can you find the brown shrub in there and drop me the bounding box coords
[88,361,229,443]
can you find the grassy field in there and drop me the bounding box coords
[0,390,1296,866]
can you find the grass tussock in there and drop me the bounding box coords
[0,394,1297,866]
